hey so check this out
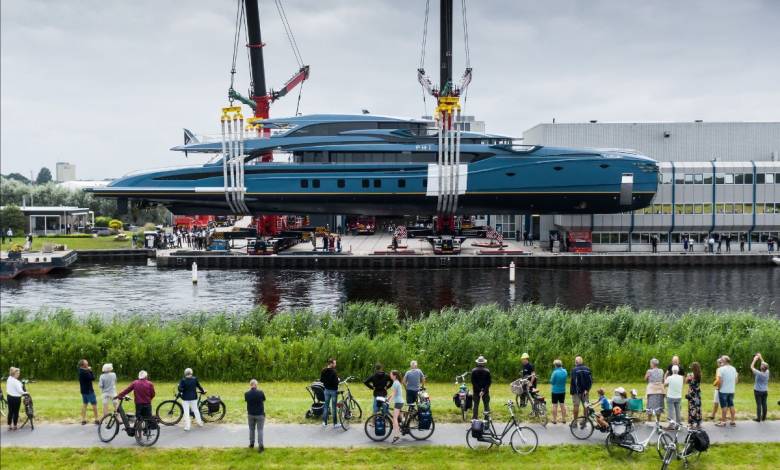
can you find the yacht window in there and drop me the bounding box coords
[300,180,308,188]
[398,179,406,188]
[362,179,369,188]
[337,179,345,188]
[289,122,379,136]
[312,179,320,188]
[373,179,381,188]
[423,178,427,188]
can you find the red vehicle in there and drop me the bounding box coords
[174,215,214,230]
[566,231,593,253]
[347,216,376,235]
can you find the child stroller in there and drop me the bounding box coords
[305,381,326,419]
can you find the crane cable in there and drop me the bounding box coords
[275,0,304,67]
[229,0,246,104]
[419,0,431,116]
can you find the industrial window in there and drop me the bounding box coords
[703,204,713,214]
[312,179,320,188]
[725,203,734,214]
[337,179,345,188]
[661,173,672,184]
[694,204,703,214]
[756,204,765,214]
[684,174,693,184]
[734,173,744,185]
[362,179,369,188]
[662,204,673,214]
[675,174,685,185]
[766,173,775,184]
[674,204,684,214]
[724,173,734,184]
[703,174,713,184]
[716,204,725,214]
[373,179,381,188]
[300,179,309,188]
[743,203,753,214]
[744,173,753,184]
[398,179,406,188]
[715,173,725,184]
[694,174,704,184]
[684,204,694,214]
[734,204,743,214]
[776,173,780,183]
[756,174,765,184]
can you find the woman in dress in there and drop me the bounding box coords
[686,362,703,429]
[644,358,665,422]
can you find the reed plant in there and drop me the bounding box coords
[1,303,777,382]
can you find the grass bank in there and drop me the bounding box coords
[2,444,779,469]
[1,304,778,383]
[0,235,131,251]
[19,380,777,424]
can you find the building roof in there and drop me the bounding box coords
[0,206,91,214]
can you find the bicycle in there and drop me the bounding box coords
[0,377,7,417]
[364,396,435,442]
[569,401,611,440]
[604,408,672,459]
[16,379,35,430]
[453,372,472,421]
[335,376,362,430]
[659,420,702,469]
[510,377,548,426]
[98,397,160,447]
[155,389,226,426]
[465,400,538,454]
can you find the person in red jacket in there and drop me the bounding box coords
[116,370,156,421]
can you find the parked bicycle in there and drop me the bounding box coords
[452,372,472,421]
[659,420,707,469]
[19,379,35,430]
[0,377,7,417]
[569,401,612,440]
[334,376,362,430]
[510,377,548,426]
[364,396,435,441]
[465,400,538,454]
[98,397,160,447]
[155,389,225,426]
[604,408,671,459]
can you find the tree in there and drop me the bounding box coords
[35,167,53,184]
[4,173,30,184]
[0,205,26,234]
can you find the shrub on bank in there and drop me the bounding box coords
[1,303,777,382]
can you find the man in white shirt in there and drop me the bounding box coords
[716,355,738,427]
[664,365,684,429]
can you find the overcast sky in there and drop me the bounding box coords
[2,0,779,179]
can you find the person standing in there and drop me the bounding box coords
[179,368,205,431]
[387,370,405,444]
[245,379,266,452]
[725,235,731,252]
[651,235,658,253]
[471,356,492,419]
[549,359,568,425]
[686,362,702,429]
[116,370,156,422]
[708,235,715,254]
[750,353,770,422]
[99,363,117,417]
[664,355,686,380]
[715,355,738,427]
[664,365,684,429]
[645,358,665,421]
[570,356,593,422]
[5,367,26,430]
[319,358,339,428]
[78,359,99,425]
[708,357,724,420]
[740,235,745,252]
[402,361,426,405]
[364,363,391,413]
[519,353,536,406]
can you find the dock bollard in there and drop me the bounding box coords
[192,261,198,284]
[509,261,516,283]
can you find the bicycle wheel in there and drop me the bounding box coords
[532,401,548,427]
[98,413,120,443]
[135,418,160,447]
[656,431,674,460]
[510,426,538,454]
[681,433,701,462]
[338,403,351,431]
[155,400,183,426]
[465,427,494,449]
[461,403,467,421]
[407,412,435,441]
[364,413,392,442]
[0,398,7,417]
[569,416,594,440]
[199,400,226,423]
[348,397,363,420]
[605,432,636,458]
[661,442,677,470]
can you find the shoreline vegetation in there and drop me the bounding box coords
[1,303,778,382]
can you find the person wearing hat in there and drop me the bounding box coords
[519,353,536,406]
[612,387,628,408]
[99,363,117,417]
[470,356,492,420]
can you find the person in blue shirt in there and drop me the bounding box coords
[178,368,206,431]
[549,359,568,424]
[595,388,612,429]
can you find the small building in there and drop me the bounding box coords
[55,162,77,182]
[0,206,94,235]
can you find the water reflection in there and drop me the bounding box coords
[0,264,777,317]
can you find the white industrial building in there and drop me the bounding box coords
[55,162,76,182]
[522,122,780,252]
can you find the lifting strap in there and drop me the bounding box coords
[221,106,250,214]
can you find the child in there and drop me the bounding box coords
[612,387,629,408]
[595,388,613,429]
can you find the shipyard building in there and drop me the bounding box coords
[522,122,780,251]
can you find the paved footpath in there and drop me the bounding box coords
[2,421,778,449]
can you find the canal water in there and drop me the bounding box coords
[1,264,778,317]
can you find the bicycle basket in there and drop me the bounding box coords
[610,416,632,437]
[206,396,221,413]
[510,379,524,396]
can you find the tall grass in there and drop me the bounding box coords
[1,303,777,382]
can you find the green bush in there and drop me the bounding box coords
[1,303,777,382]
[94,216,111,228]
[108,219,123,231]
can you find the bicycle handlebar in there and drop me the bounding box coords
[339,376,356,384]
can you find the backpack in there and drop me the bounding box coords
[418,410,432,430]
[691,430,710,452]
[375,415,386,436]
[470,419,484,438]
